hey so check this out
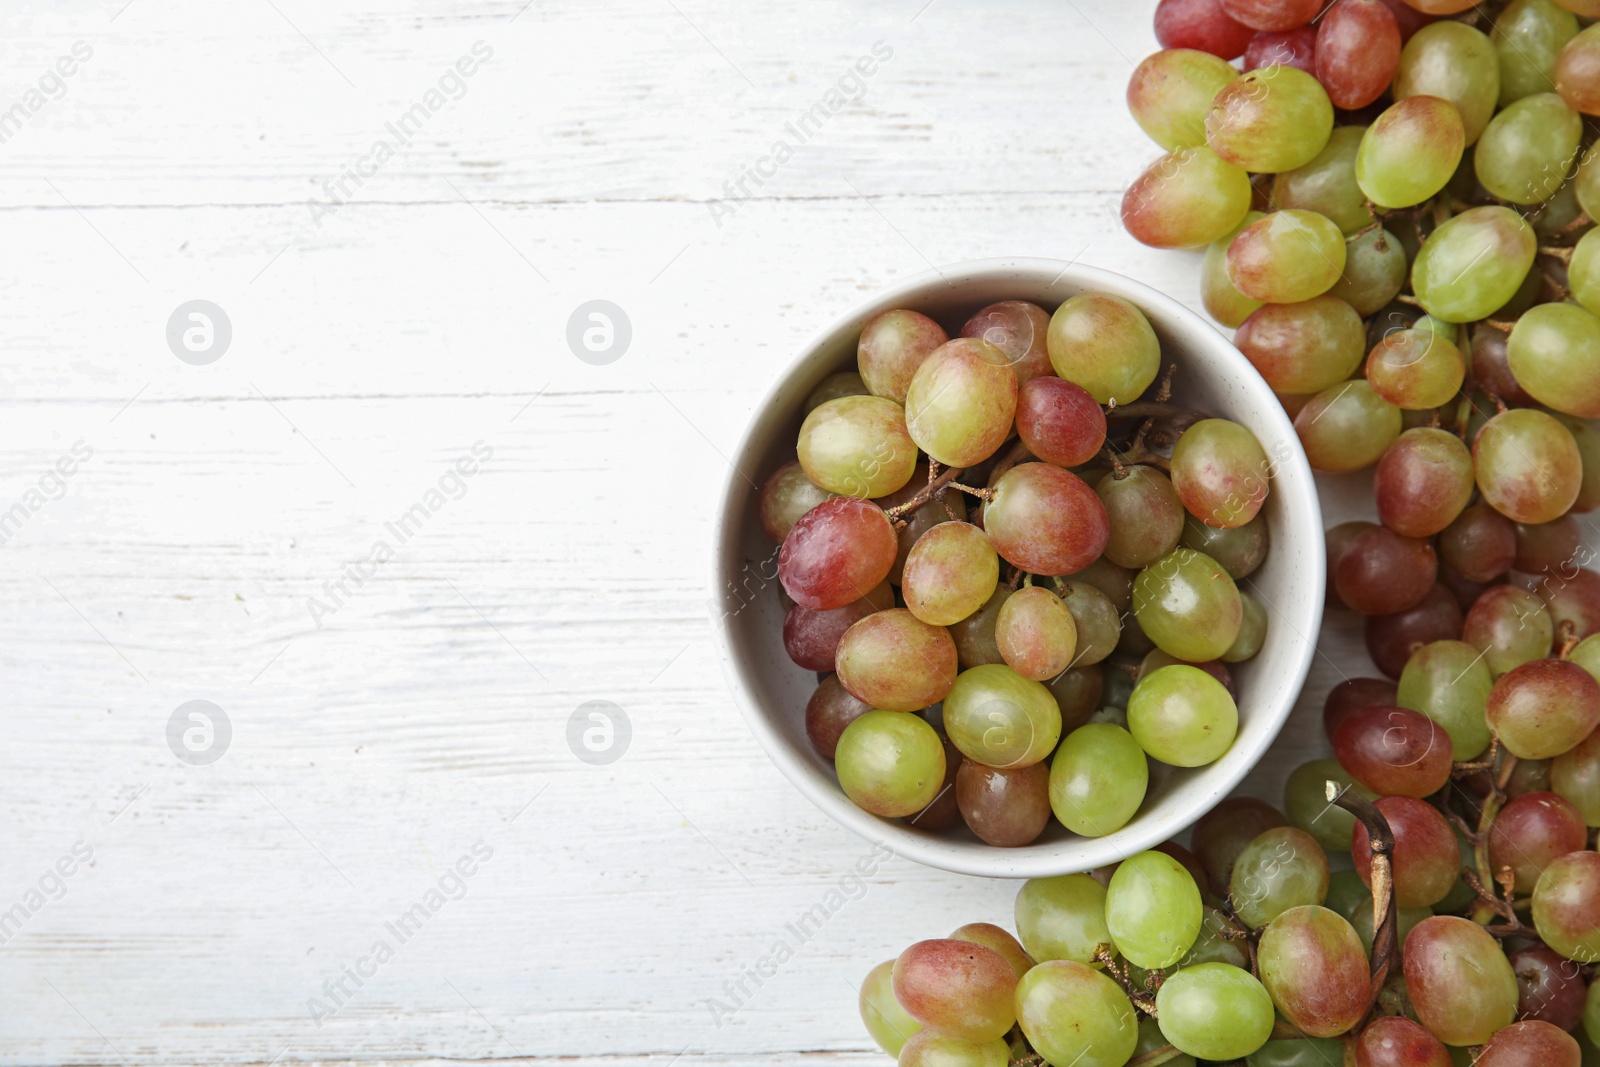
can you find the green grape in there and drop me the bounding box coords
[1132,549,1242,662]
[797,395,919,498]
[860,959,921,1056]
[1127,47,1240,150]
[1123,146,1254,249]
[1356,96,1466,209]
[1182,513,1269,579]
[1235,295,1365,394]
[1229,826,1330,928]
[1577,143,1600,223]
[1553,413,1600,512]
[1127,665,1237,767]
[949,584,1008,669]
[1096,466,1185,570]
[1015,961,1138,1067]
[1014,873,1114,966]
[1170,418,1271,529]
[1283,758,1370,850]
[1048,723,1149,837]
[1411,206,1537,323]
[1155,963,1275,1062]
[805,370,869,413]
[1365,327,1465,410]
[895,1031,1008,1067]
[1474,408,1583,523]
[943,664,1062,769]
[904,339,1018,468]
[1246,1037,1347,1067]
[835,711,947,818]
[1223,593,1267,663]
[1057,580,1121,666]
[1205,66,1334,174]
[1294,380,1401,473]
[1330,226,1407,317]
[759,460,834,543]
[1351,899,1434,960]
[1105,849,1203,969]
[1507,302,1600,418]
[1568,227,1600,316]
[1047,293,1161,405]
[1256,905,1369,1038]
[1139,1017,1196,1067]
[1202,210,1267,327]
[1225,209,1347,304]
[1533,174,1589,238]
[1394,21,1501,144]
[1495,0,1580,106]
[1475,92,1583,204]
[1553,728,1600,826]
[1270,126,1371,235]
[995,586,1077,683]
[1397,639,1494,759]
[901,522,1000,627]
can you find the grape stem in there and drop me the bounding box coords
[1467,747,1531,934]
[1327,782,1398,1011]
[1093,944,1159,1015]
[1540,245,1575,263]
[884,464,967,521]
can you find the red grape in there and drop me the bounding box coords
[1490,792,1587,895]
[779,496,898,610]
[857,309,948,404]
[891,939,1018,1043]
[985,463,1110,576]
[1532,850,1600,962]
[759,461,833,543]
[1332,704,1453,798]
[1515,515,1583,576]
[961,301,1053,385]
[1015,376,1105,467]
[835,608,958,712]
[783,582,895,670]
[1373,428,1474,538]
[1155,0,1255,59]
[1352,796,1460,908]
[1354,1016,1451,1067]
[1476,1020,1581,1067]
[1364,583,1462,679]
[1438,502,1517,583]
[1403,915,1520,1046]
[1244,27,1316,73]
[805,674,874,759]
[1219,0,1320,31]
[956,759,1052,847]
[1256,904,1370,1037]
[1485,658,1600,760]
[1507,942,1587,1031]
[1315,0,1401,110]
[1324,676,1399,740]
[1336,524,1438,615]
[1536,566,1600,642]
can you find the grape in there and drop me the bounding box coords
[1487,658,1600,759]
[1476,92,1583,205]
[1048,723,1148,837]
[806,674,874,759]
[1249,1037,1347,1067]
[1128,48,1241,151]
[892,939,1017,1043]
[785,582,895,671]
[1495,0,1580,107]
[1272,126,1371,235]
[1155,0,1254,60]
[1123,145,1254,248]
[1397,639,1495,759]
[1136,649,1233,690]
[1192,796,1289,895]
[1046,293,1161,405]
[1508,756,1556,799]
[1014,961,1138,1067]
[1555,414,1600,511]
[1331,226,1408,316]
[797,395,918,499]
[1395,21,1502,144]
[1133,548,1243,662]
[1284,758,1370,850]
[949,923,1033,980]
[1572,228,1600,316]
[1015,376,1106,467]
[1535,567,1600,642]
[858,309,948,404]
[1067,557,1136,612]
[955,759,1050,847]
[1477,1021,1582,1067]
[1404,916,1520,1045]
[1364,584,1463,679]
[1237,294,1366,394]
[994,586,1077,682]
[1355,96,1466,209]
[805,370,870,413]
[1507,302,1600,418]
[1556,24,1600,115]
[1182,512,1269,579]
[909,738,964,832]
[1170,418,1270,529]
[1127,665,1237,767]
[1332,704,1453,798]
[1365,328,1466,411]
[1352,796,1460,908]
[1411,206,1536,323]
[1226,209,1347,304]
[949,584,1008,669]
[1096,466,1185,569]
[1105,849,1203,969]
[1470,322,1538,406]
[905,339,1018,468]
[1324,676,1400,739]
[944,664,1062,770]
[1317,1,1402,110]
[1014,873,1114,965]
[1533,849,1600,962]
[835,711,947,818]
[1374,428,1473,538]
[1553,728,1600,825]
[1297,381,1403,474]
[1475,408,1583,524]
[1245,26,1316,74]
[860,959,922,1056]
[780,496,899,610]
[902,522,1000,627]
[879,464,967,586]
[1438,501,1517,582]
[1056,581,1122,666]
[959,301,1053,386]
[1489,791,1587,894]
[1257,905,1369,1038]
[1224,592,1267,662]
[1463,584,1554,678]
[1218,0,1317,31]
[1230,826,1329,928]
[1203,211,1268,327]
[985,464,1110,576]
[1335,524,1437,615]
[1354,1016,1452,1067]
[1155,962,1275,1062]
[1205,66,1334,174]
[1047,665,1104,732]
[1507,942,1587,1030]
[1381,0,1440,40]
[836,609,958,712]
[760,461,833,543]
[895,1031,1009,1067]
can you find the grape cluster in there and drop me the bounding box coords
[760,295,1278,845]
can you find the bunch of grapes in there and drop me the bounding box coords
[759,293,1278,845]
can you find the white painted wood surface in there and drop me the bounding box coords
[0,2,1384,1063]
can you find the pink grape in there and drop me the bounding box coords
[891,939,1018,1043]
[995,586,1077,682]
[1354,1016,1451,1067]
[1331,704,1452,798]
[1236,295,1365,395]
[778,496,898,610]
[1373,428,1474,538]
[902,521,1001,627]
[1014,376,1106,467]
[985,463,1110,576]
[1476,1021,1581,1067]
[1485,658,1600,759]
[1256,904,1369,1038]
[835,609,958,712]
[1096,465,1185,568]
[960,301,1053,385]
[1317,0,1402,109]
[1403,915,1520,1045]
[797,394,918,498]
[1127,49,1240,151]
[1170,418,1271,529]
[1352,796,1460,908]
[1245,27,1316,73]
[1154,0,1255,59]
[1219,0,1319,32]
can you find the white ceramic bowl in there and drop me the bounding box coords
[710,258,1325,878]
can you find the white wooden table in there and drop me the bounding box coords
[0,2,1376,1063]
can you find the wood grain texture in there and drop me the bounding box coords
[0,1,1395,1064]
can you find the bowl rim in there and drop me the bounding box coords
[708,256,1326,878]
